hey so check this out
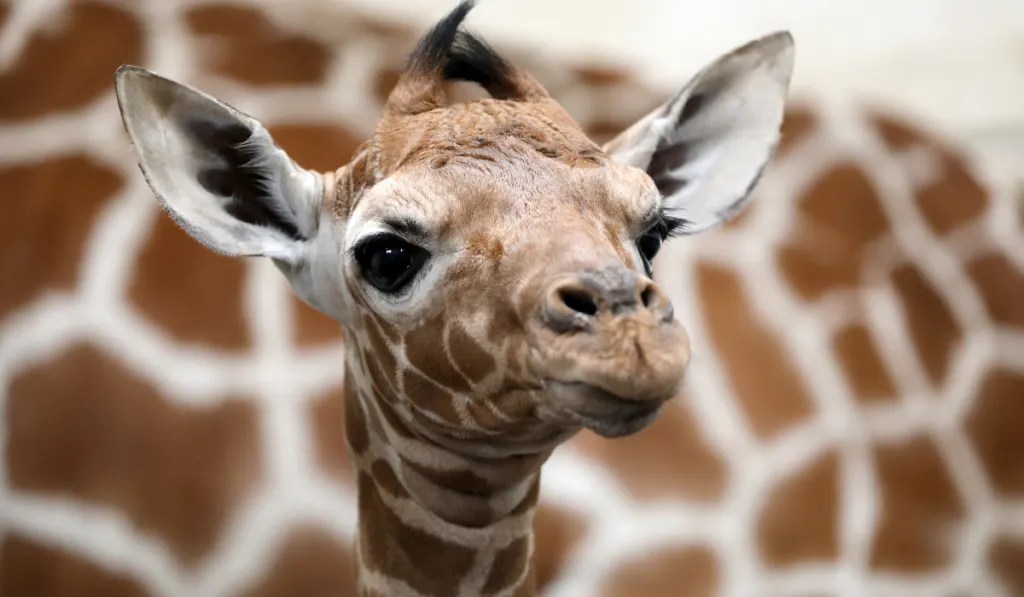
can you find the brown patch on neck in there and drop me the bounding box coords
[483,537,533,595]
[402,459,497,497]
[405,315,474,393]
[356,472,477,597]
[400,368,464,427]
[447,323,497,383]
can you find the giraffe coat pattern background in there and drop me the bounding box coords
[1,1,1024,596]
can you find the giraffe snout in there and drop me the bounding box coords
[541,266,674,334]
[529,265,691,433]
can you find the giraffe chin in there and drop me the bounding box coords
[542,381,669,439]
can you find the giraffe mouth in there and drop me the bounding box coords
[542,381,668,438]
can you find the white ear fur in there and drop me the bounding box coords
[603,32,795,234]
[114,65,323,263]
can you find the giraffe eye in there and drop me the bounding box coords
[354,233,430,294]
[637,230,663,272]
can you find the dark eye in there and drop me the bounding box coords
[637,231,663,266]
[354,233,429,294]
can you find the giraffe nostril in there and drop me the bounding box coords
[558,288,599,317]
[640,285,656,309]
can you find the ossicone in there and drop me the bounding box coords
[385,0,550,116]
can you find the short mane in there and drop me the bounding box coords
[399,0,543,103]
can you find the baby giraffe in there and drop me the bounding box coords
[114,2,793,595]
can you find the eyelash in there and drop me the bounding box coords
[653,214,687,239]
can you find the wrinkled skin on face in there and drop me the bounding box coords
[332,116,693,452]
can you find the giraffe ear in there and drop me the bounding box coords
[114,65,323,263]
[602,32,795,235]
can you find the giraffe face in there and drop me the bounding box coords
[332,117,693,442]
[114,1,794,450]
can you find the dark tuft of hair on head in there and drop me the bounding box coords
[445,31,517,99]
[405,0,475,74]
[405,0,520,100]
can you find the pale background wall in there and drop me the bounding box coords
[340,0,1024,187]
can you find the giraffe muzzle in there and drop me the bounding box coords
[530,265,691,437]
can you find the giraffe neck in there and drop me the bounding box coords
[344,364,542,597]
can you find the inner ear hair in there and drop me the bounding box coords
[182,114,304,240]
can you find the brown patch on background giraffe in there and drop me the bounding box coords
[869,435,965,572]
[572,399,728,501]
[267,124,364,175]
[374,68,403,105]
[309,384,352,484]
[183,4,331,86]
[6,343,261,565]
[757,450,840,566]
[240,527,356,597]
[890,264,961,388]
[601,544,719,597]
[532,504,589,589]
[871,113,989,235]
[3,0,1020,595]
[292,294,344,347]
[832,324,899,403]
[989,537,1024,596]
[964,253,1024,329]
[0,1,142,121]
[777,162,891,300]
[776,105,818,156]
[0,535,147,597]
[129,213,251,351]
[696,261,814,438]
[0,155,120,315]
[965,368,1024,498]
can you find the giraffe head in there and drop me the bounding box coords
[114,2,794,453]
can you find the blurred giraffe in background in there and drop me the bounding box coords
[1,1,1023,596]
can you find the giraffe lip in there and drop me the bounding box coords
[544,381,666,438]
